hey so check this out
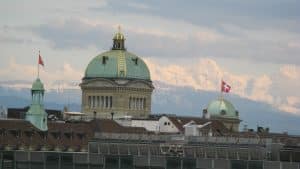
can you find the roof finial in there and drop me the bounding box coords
[118,25,121,33]
[112,25,125,50]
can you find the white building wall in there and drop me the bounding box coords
[184,125,200,136]
[115,119,132,127]
[0,106,7,119]
[132,120,159,132]
[158,116,179,133]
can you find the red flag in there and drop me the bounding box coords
[221,80,231,93]
[38,54,44,66]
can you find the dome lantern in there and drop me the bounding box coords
[112,26,126,50]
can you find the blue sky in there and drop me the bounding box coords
[0,0,300,115]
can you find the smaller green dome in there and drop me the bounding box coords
[207,99,238,119]
[32,78,44,91]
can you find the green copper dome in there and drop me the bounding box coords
[32,78,44,91]
[207,99,238,119]
[85,50,151,80]
[84,29,151,80]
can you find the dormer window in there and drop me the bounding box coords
[102,56,108,64]
[220,110,226,115]
[132,58,138,65]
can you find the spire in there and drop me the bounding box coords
[112,25,126,50]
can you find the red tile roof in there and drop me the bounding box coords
[0,118,150,151]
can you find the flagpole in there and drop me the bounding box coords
[220,79,223,101]
[38,51,40,78]
[219,79,223,112]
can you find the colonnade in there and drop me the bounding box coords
[129,97,146,110]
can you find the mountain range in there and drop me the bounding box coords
[0,81,299,134]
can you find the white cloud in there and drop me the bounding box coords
[145,58,300,115]
[1,56,300,115]
[146,58,250,96]
[280,64,300,80]
[0,57,83,90]
[288,41,300,49]
[278,96,300,114]
[127,2,152,10]
[249,75,273,104]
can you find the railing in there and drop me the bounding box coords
[94,132,272,145]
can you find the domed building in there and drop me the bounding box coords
[203,98,241,132]
[80,29,154,119]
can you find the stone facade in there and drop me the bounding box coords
[212,117,241,132]
[80,78,153,119]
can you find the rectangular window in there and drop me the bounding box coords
[96,96,100,107]
[129,97,131,109]
[110,96,112,108]
[133,98,136,110]
[105,96,108,108]
[88,96,91,108]
[141,98,144,110]
[101,96,104,108]
[92,96,96,108]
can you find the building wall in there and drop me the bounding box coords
[220,118,240,132]
[4,151,300,169]
[0,106,7,118]
[131,119,158,132]
[80,78,153,119]
[114,119,159,132]
[158,116,179,133]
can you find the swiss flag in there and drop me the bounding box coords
[38,54,44,66]
[221,80,231,93]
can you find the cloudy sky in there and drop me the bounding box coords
[0,0,300,115]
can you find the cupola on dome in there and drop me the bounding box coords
[84,28,151,80]
[32,78,44,91]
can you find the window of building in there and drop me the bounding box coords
[128,97,146,110]
[102,56,108,64]
[220,110,226,115]
[110,96,112,108]
[129,97,132,109]
[88,95,113,109]
[105,96,108,108]
[92,96,96,108]
[96,96,100,107]
[101,96,104,108]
